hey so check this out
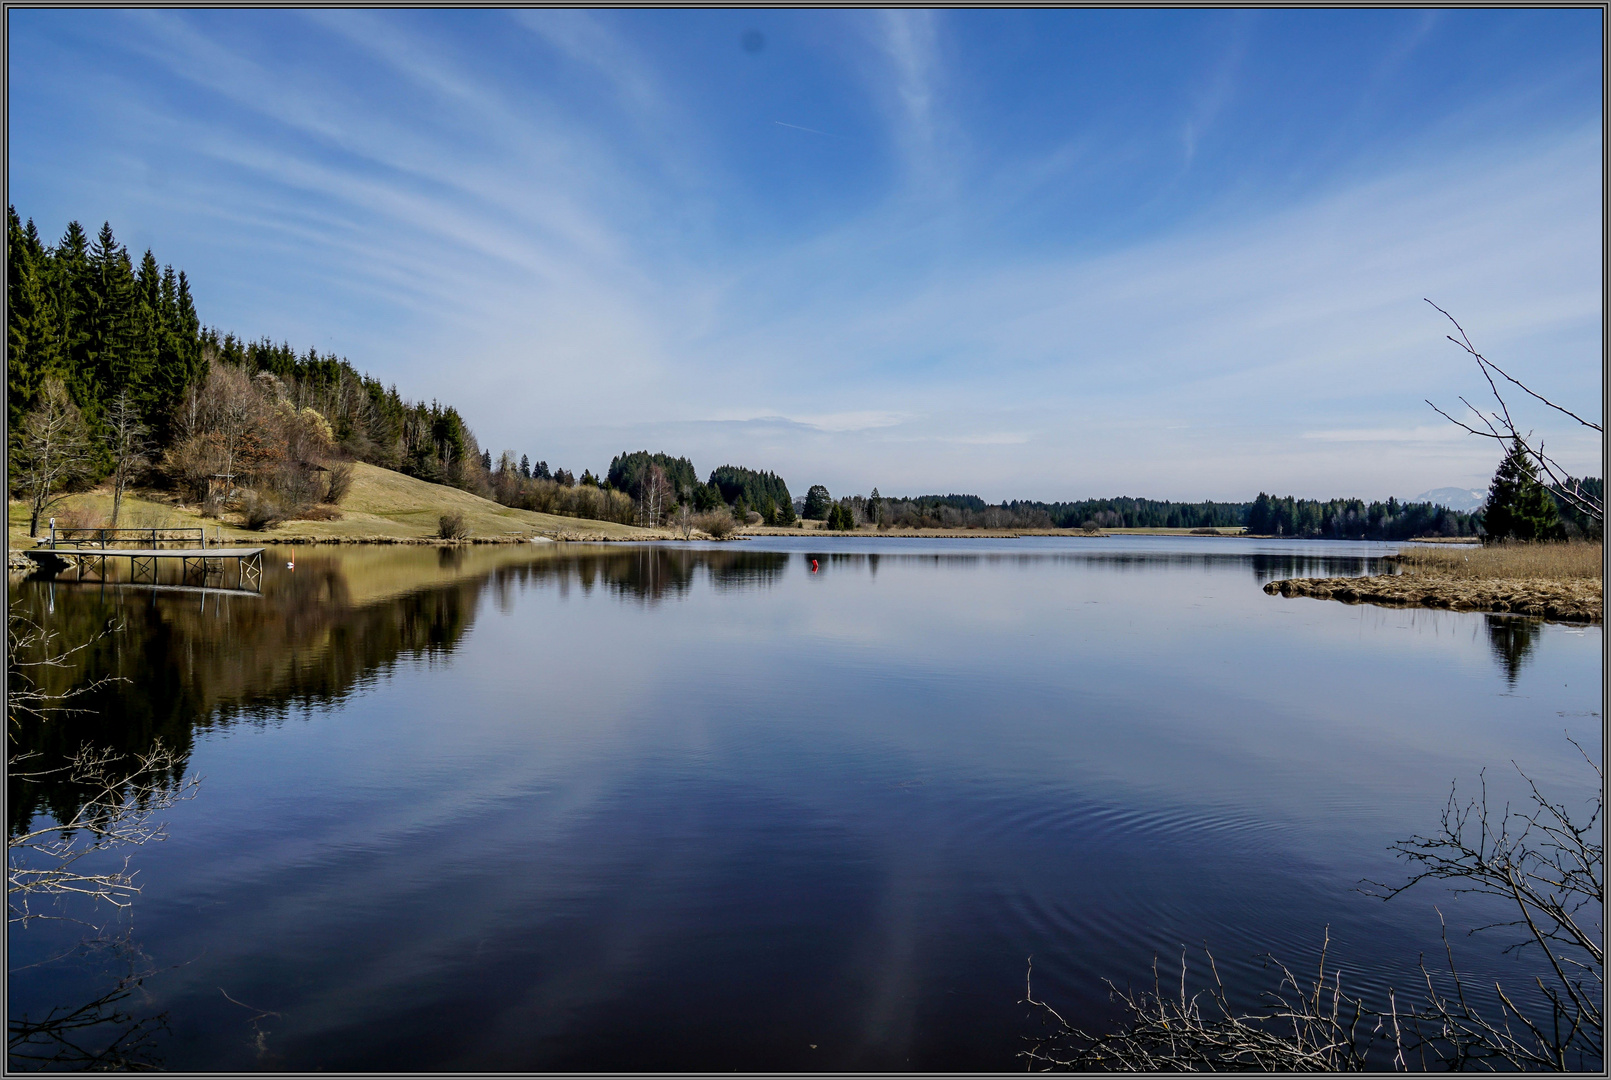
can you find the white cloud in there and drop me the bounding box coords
[25,12,1597,502]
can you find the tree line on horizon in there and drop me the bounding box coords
[790,482,1599,540]
[12,210,1596,541]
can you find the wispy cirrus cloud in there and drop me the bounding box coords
[8,9,1598,502]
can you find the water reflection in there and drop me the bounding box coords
[7,939,170,1071]
[0,540,1492,839]
[794,548,1385,584]
[7,546,800,833]
[530,546,789,599]
[1485,614,1543,686]
[7,561,476,838]
[7,538,1596,1071]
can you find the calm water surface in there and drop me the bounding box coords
[8,536,1602,1070]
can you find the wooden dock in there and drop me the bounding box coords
[25,527,264,591]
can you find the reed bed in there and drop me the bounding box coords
[1267,541,1602,623]
[1392,541,1602,581]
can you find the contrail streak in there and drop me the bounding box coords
[773,120,840,138]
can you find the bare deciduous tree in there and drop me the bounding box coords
[104,391,150,528]
[1425,301,1603,527]
[10,378,95,537]
[638,463,673,528]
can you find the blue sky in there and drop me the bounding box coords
[8,8,1602,501]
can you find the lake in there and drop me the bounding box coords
[7,536,1602,1070]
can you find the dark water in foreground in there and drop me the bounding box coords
[7,537,1602,1070]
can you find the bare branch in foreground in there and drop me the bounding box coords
[1423,301,1603,526]
[1023,931,1386,1071]
[1027,748,1602,1071]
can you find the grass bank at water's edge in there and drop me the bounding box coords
[8,461,670,553]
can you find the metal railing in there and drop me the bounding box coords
[46,526,209,550]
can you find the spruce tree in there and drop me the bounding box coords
[72,221,143,441]
[50,221,93,404]
[1481,440,1565,543]
[802,485,831,520]
[130,249,162,413]
[8,207,60,433]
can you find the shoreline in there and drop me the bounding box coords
[8,526,1482,550]
[1264,574,1602,624]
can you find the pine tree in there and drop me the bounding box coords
[1481,440,1565,543]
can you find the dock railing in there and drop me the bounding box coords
[47,526,209,550]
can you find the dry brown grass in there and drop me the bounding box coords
[1265,574,1601,623]
[1393,541,1602,581]
[1268,541,1603,623]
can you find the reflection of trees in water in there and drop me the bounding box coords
[7,569,477,838]
[7,547,790,835]
[1484,614,1541,686]
[792,549,1386,584]
[513,548,789,603]
[1246,553,1385,584]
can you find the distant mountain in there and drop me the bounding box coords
[1409,487,1486,513]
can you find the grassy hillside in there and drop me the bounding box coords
[9,461,662,548]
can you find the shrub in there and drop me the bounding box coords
[324,461,354,504]
[745,510,763,525]
[240,491,287,531]
[693,509,735,538]
[438,511,469,539]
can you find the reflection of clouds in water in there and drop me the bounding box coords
[14,539,1600,1070]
